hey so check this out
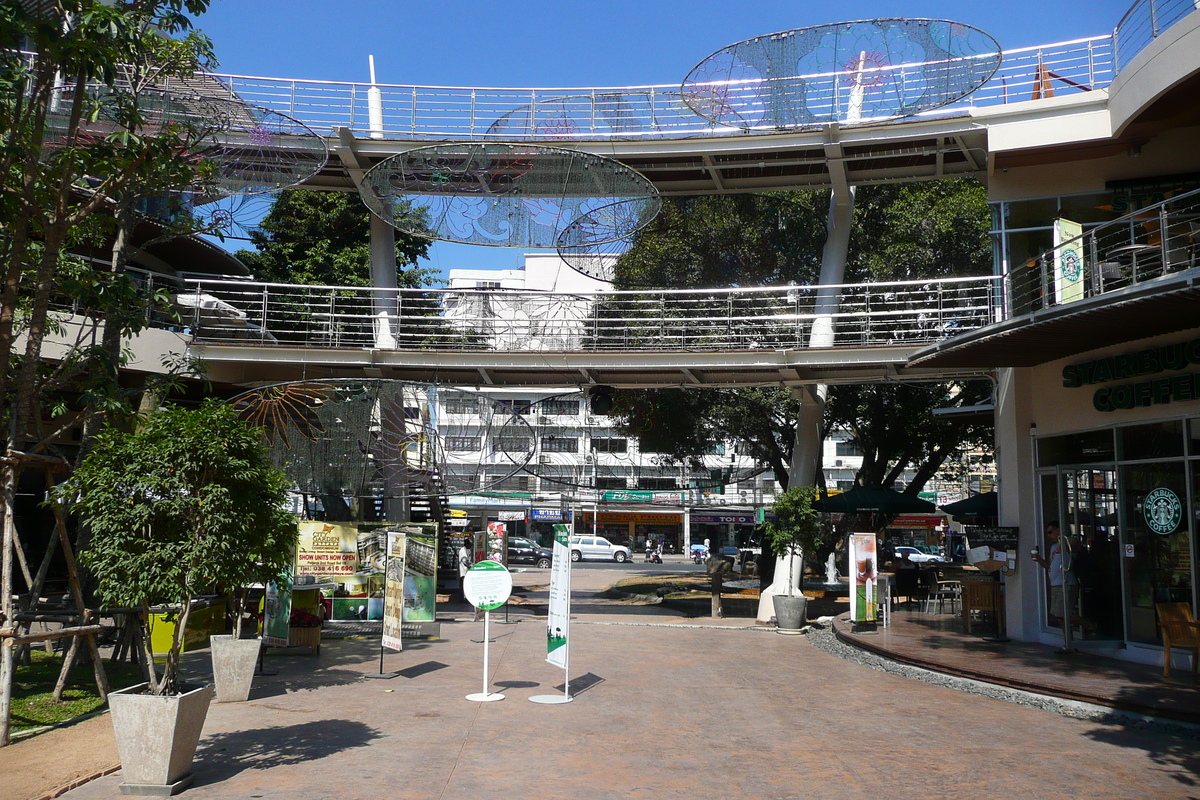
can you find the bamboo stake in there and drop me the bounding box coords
[54,512,107,700]
[7,625,103,645]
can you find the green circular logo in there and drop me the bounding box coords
[1061,247,1081,281]
[1143,487,1182,535]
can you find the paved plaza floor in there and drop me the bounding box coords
[3,564,1198,800]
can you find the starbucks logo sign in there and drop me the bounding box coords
[1061,247,1081,281]
[1143,487,1182,535]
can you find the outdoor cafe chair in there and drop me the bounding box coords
[1155,602,1200,679]
[925,577,962,615]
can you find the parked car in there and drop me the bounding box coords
[507,537,553,568]
[568,535,631,563]
[894,545,943,564]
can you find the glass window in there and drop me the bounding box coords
[1120,461,1191,644]
[596,477,627,490]
[540,399,580,416]
[1188,418,1200,456]
[1118,421,1184,461]
[445,436,481,451]
[541,436,578,453]
[836,440,863,457]
[592,438,628,453]
[492,436,533,453]
[1037,430,1115,467]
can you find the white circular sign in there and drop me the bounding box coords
[462,560,513,610]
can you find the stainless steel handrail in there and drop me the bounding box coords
[1004,185,1200,316]
[1114,0,1198,71]
[141,37,1111,142]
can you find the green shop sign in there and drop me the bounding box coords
[1061,336,1200,412]
[1143,487,1182,535]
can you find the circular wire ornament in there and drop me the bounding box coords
[358,142,661,248]
[41,85,327,199]
[682,18,1002,131]
[554,199,648,282]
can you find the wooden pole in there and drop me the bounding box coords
[5,625,104,645]
[54,511,107,700]
[1,460,18,747]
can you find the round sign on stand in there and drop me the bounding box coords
[463,561,513,702]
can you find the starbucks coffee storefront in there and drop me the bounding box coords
[1006,328,1200,664]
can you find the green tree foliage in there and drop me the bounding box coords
[236,189,432,287]
[71,401,298,695]
[761,485,826,590]
[610,179,993,493]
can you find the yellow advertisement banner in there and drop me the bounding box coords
[296,521,359,577]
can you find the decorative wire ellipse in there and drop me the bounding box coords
[358,142,661,248]
[554,198,648,282]
[41,85,327,198]
[226,380,534,500]
[681,18,1002,131]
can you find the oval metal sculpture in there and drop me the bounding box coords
[554,198,648,282]
[42,85,327,198]
[682,18,1001,131]
[359,142,660,248]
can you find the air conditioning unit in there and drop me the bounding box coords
[835,460,844,467]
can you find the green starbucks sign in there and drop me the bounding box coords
[1143,487,1182,535]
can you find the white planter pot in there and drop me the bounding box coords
[210,635,261,703]
[108,682,213,796]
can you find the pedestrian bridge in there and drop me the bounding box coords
[175,274,999,388]
[188,35,1115,195]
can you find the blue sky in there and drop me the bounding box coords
[194,0,1133,280]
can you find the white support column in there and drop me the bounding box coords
[370,213,398,350]
[994,366,1039,641]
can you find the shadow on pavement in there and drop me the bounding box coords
[558,672,604,695]
[193,719,383,785]
[396,660,450,680]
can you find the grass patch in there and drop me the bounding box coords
[11,650,144,732]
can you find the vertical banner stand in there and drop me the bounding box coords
[462,560,512,702]
[368,529,404,678]
[532,524,574,704]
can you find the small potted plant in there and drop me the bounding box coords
[286,607,324,654]
[759,485,825,633]
[70,400,297,794]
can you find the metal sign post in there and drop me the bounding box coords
[462,560,512,702]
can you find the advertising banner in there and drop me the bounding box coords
[531,509,564,522]
[1054,217,1084,305]
[603,490,684,505]
[849,533,878,624]
[263,569,293,647]
[382,530,406,651]
[296,521,359,577]
[400,523,438,622]
[485,521,507,563]
[546,523,572,668]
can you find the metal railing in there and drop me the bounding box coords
[151,37,1111,142]
[179,275,1002,354]
[1114,0,1198,71]
[1004,186,1200,316]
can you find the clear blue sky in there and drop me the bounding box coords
[194,0,1132,280]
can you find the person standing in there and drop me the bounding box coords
[1033,521,1081,631]
[456,538,473,604]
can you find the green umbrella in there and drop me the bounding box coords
[939,492,998,518]
[812,484,938,514]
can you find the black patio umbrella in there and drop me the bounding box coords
[811,485,938,514]
[939,491,998,518]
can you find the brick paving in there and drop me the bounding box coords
[2,569,1192,800]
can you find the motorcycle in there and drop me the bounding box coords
[689,545,708,564]
[644,546,663,564]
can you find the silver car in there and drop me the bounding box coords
[568,535,631,563]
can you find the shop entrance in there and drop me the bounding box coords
[1041,468,1124,640]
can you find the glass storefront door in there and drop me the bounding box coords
[1056,468,1124,640]
[1121,461,1192,644]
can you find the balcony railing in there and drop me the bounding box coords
[146,37,1111,142]
[177,275,1002,354]
[1004,186,1200,317]
[1114,0,1198,71]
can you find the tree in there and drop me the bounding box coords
[70,401,297,696]
[609,180,994,500]
[761,485,826,594]
[235,189,433,287]
[1,0,221,745]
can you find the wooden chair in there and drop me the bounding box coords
[962,574,1000,634]
[1155,602,1200,679]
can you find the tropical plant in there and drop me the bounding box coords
[760,485,825,594]
[69,401,298,695]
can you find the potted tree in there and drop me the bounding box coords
[760,486,825,633]
[69,400,297,795]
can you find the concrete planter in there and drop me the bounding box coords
[210,635,261,702]
[772,594,808,634]
[108,682,213,796]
